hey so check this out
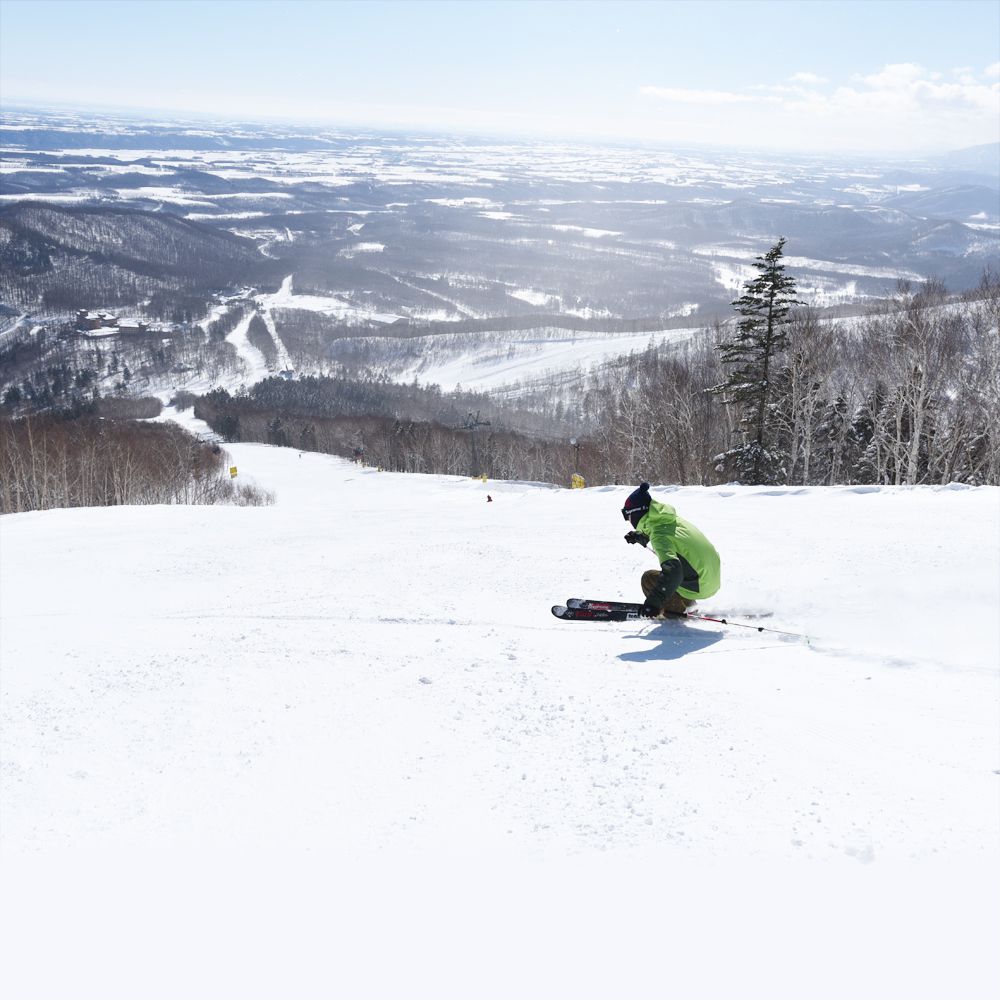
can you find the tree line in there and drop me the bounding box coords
[0,414,272,513]
[192,375,582,481]
[579,259,998,487]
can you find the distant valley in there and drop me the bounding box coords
[3,109,997,332]
[1,109,998,491]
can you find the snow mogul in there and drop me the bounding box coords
[621,482,721,618]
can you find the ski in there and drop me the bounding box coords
[551,604,644,622]
[566,597,646,613]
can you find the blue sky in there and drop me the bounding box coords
[1,0,998,152]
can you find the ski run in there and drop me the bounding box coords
[1,435,998,1000]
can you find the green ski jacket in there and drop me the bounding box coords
[635,499,721,600]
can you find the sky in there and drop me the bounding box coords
[1,0,998,153]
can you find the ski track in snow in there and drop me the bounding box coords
[258,307,293,372]
[224,310,270,385]
[2,439,998,999]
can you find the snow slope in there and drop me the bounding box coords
[2,443,998,999]
[223,310,271,386]
[398,324,700,393]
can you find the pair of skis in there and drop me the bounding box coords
[551,598,806,641]
[552,598,666,623]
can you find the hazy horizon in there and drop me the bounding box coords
[4,99,999,164]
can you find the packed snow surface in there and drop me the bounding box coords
[2,443,998,999]
[400,325,699,392]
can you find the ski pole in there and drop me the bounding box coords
[663,609,809,642]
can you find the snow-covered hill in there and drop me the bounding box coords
[2,445,998,999]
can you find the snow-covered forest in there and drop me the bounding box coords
[5,265,997,505]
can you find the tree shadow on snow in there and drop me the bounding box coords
[619,622,723,663]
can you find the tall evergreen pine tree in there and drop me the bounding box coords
[711,237,801,484]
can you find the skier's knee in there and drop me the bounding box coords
[640,570,661,597]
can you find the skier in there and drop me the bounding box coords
[621,482,721,618]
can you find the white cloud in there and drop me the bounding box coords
[750,82,820,97]
[841,63,1000,115]
[858,62,925,88]
[635,61,1000,152]
[789,72,828,85]
[643,64,998,117]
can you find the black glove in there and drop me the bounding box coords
[624,531,649,546]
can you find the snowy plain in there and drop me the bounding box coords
[1,437,999,999]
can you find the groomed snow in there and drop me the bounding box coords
[399,325,699,391]
[255,273,401,324]
[1,443,998,999]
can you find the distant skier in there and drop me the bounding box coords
[621,482,721,617]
